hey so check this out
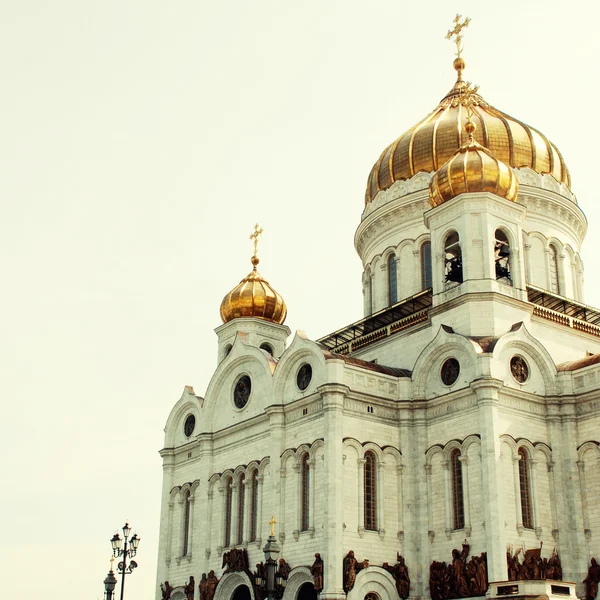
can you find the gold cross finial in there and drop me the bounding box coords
[249,223,263,269]
[269,515,276,537]
[446,14,471,58]
[459,81,479,141]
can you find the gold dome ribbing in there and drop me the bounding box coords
[365,61,570,204]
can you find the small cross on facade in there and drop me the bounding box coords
[249,223,263,257]
[446,14,471,57]
[269,515,276,537]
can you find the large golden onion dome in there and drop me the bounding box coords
[365,58,570,204]
[220,254,287,325]
[429,120,519,206]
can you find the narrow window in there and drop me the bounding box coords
[224,478,233,547]
[518,448,533,529]
[237,474,245,545]
[301,453,310,531]
[494,229,512,284]
[451,449,465,529]
[260,343,274,355]
[445,232,463,285]
[388,254,398,305]
[250,471,258,542]
[182,490,191,556]
[421,241,432,289]
[549,244,560,295]
[364,451,378,530]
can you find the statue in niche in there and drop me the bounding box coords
[184,576,195,600]
[161,581,174,600]
[198,573,208,600]
[505,545,562,582]
[585,558,600,600]
[223,548,249,573]
[277,558,292,580]
[311,553,324,592]
[206,570,219,600]
[343,550,360,593]
[393,554,411,599]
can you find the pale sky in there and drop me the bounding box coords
[2,1,599,599]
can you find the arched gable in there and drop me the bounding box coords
[346,566,400,600]
[283,567,313,600]
[214,572,256,600]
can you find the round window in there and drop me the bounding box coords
[297,363,313,391]
[510,355,529,383]
[184,414,196,437]
[233,375,252,409]
[441,358,460,386]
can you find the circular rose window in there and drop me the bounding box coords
[297,363,312,391]
[184,414,196,437]
[510,355,529,383]
[441,358,460,386]
[233,375,252,408]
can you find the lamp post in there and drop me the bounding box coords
[263,516,280,600]
[110,522,140,600]
[104,557,118,600]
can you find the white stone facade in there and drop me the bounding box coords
[157,102,600,600]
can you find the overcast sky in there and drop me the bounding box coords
[2,1,599,599]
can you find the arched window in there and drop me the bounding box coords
[237,473,245,545]
[364,451,377,531]
[421,241,432,289]
[549,244,560,295]
[518,448,533,529]
[451,449,465,529]
[301,453,310,531]
[388,254,398,305]
[260,343,274,356]
[494,229,511,284]
[445,232,463,285]
[224,477,233,547]
[182,489,191,556]
[249,470,258,542]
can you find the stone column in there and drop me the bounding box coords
[357,457,366,536]
[293,462,301,538]
[471,378,507,582]
[188,493,196,557]
[205,490,214,571]
[231,482,240,546]
[530,459,542,538]
[308,458,316,536]
[397,465,404,545]
[318,383,348,600]
[243,478,252,544]
[459,455,471,536]
[524,242,532,284]
[512,455,524,534]
[577,462,590,542]
[377,461,386,537]
[442,459,453,539]
[256,474,265,546]
[266,405,286,546]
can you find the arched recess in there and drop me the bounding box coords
[283,567,314,600]
[171,589,186,600]
[214,572,256,600]
[346,567,400,600]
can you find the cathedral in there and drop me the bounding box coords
[155,18,600,600]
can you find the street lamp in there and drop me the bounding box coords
[104,557,118,600]
[110,522,140,600]
[262,516,280,600]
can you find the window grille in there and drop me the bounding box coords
[549,245,560,295]
[301,454,310,531]
[494,229,511,283]
[237,474,245,545]
[224,478,232,547]
[451,449,465,529]
[364,451,377,530]
[250,471,258,542]
[421,241,432,289]
[388,254,398,305]
[519,448,533,528]
[445,232,463,285]
[182,490,191,556]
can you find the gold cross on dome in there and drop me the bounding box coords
[249,223,263,257]
[269,515,276,537]
[446,14,471,58]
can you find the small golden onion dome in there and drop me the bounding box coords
[220,256,287,325]
[365,60,570,204]
[429,119,519,207]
